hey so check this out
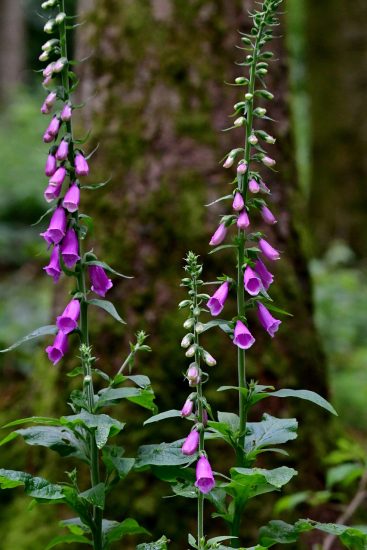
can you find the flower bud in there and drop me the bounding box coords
[49,166,66,188]
[209,223,227,246]
[42,39,59,52]
[44,245,61,282]
[223,155,234,169]
[61,228,80,268]
[235,76,247,84]
[232,192,244,212]
[181,334,193,349]
[202,409,208,427]
[43,62,55,78]
[187,365,200,386]
[84,375,92,383]
[45,91,57,108]
[203,350,216,367]
[237,161,247,175]
[45,153,57,177]
[181,397,194,417]
[261,205,277,225]
[56,139,69,161]
[234,101,246,111]
[195,322,205,334]
[237,210,250,229]
[61,103,72,122]
[44,19,55,34]
[182,429,200,456]
[183,318,195,330]
[264,134,276,144]
[75,153,89,176]
[62,183,80,213]
[245,93,253,100]
[39,51,49,62]
[248,134,258,145]
[53,57,68,73]
[259,180,271,194]
[248,178,260,193]
[55,12,66,24]
[185,345,196,358]
[262,155,276,167]
[259,238,280,261]
[254,107,266,117]
[234,117,245,127]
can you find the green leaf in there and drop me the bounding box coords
[209,244,237,255]
[104,518,149,544]
[270,389,337,416]
[79,483,105,510]
[224,467,297,506]
[0,469,64,501]
[2,417,61,429]
[151,465,195,484]
[245,414,298,455]
[326,463,364,489]
[205,195,233,207]
[144,410,182,425]
[136,536,169,550]
[135,441,195,468]
[5,426,87,460]
[199,320,232,334]
[126,374,152,388]
[31,206,55,227]
[61,412,125,449]
[259,519,367,548]
[88,299,126,324]
[0,325,58,353]
[86,260,132,279]
[102,446,135,479]
[97,387,157,413]
[45,534,92,549]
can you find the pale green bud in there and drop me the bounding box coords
[44,20,55,34]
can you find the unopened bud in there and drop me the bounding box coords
[234,101,246,111]
[193,307,201,316]
[187,365,200,386]
[262,155,276,168]
[248,134,258,145]
[265,134,276,144]
[235,77,246,84]
[203,351,216,367]
[42,39,59,52]
[245,93,253,100]
[258,68,268,75]
[223,155,234,169]
[53,57,67,73]
[185,345,196,358]
[55,12,66,24]
[44,19,55,34]
[254,107,266,117]
[84,375,92,383]
[234,116,245,127]
[195,323,205,334]
[181,334,193,349]
[183,318,195,330]
[39,51,49,62]
[237,161,247,175]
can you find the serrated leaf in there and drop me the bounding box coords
[245,414,298,455]
[45,534,92,549]
[61,412,125,449]
[0,469,64,501]
[88,299,126,324]
[270,389,337,415]
[0,325,58,353]
[144,410,182,426]
[135,441,195,468]
[86,260,132,279]
[79,483,105,509]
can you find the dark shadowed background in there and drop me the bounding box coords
[0,0,366,548]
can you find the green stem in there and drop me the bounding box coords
[232,9,268,547]
[59,4,102,548]
[193,275,205,549]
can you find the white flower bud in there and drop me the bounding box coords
[42,39,59,52]
[254,107,266,117]
[265,134,276,144]
[185,345,196,358]
[181,334,193,349]
[183,318,195,329]
[55,12,66,24]
[195,323,205,334]
[234,117,245,127]
[203,351,216,367]
[84,375,92,383]
[245,93,253,100]
[44,19,55,34]
[39,51,49,62]
[248,134,258,145]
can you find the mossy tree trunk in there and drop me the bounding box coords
[75,0,330,544]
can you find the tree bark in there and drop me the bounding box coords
[0,0,25,100]
[75,0,330,544]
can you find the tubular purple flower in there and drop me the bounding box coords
[182,429,200,456]
[49,166,66,188]
[41,207,67,245]
[249,178,260,193]
[237,210,250,229]
[42,76,52,88]
[43,245,61,282]
[261,205,277,225]
[207,281,229,316]
[259,180,271,194]
[53,57,67,73]
[46,116,61,138]
[254,258,274,290]
[43,131,54,143]
[232,192,244,212]
[237,161,247,175]
[88,265,113,297]
[45,331,69,365]
[195,455,215,494]
[259,238,280,261]
[41,102,50,115]
[257,302,281,337]
[44,181,63,203]
[187,365,200,387]
[62,183,80,213]
[181,397,194,417]
[75,153,89,176]
[233,320,255,350]
[45,154,57,177]
[56,139,69,161]
[244,266,262,296]
[61,228,80,268]
[209,223,227,246]
[61,103,72,122]
[42,62,55,78]
[56,299,80,334]
[45,91,57,107]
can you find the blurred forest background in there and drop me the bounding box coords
[0,0,366,548]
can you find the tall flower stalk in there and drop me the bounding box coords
[0,2,157,549]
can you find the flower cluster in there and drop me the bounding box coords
[180,253,215,496]
[38,5,113,365]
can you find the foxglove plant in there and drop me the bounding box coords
[141,1,367,549]
[0,2,157,549]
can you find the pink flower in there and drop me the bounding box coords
[45,331,68,365]
[75,153,89,177]
[232,192,244,212]
[257,302,281,337]
[182,430,200,456]
[223,156,234,168]
[233,320,255,350]
[195,456,215,494]
[60,228,80,268]
[62,183,80,213]
[261,205,277,225]
[237,210,250,229]
[181,397,194,417]
[262,155,276,167]
[45,154,57,177]
[187,365,200,387]
[254,259,274,290]
[259,238,280,261]
[248,178,260,193]
[61,103,72,122]
[56,299,80,334]
[88,265,113,297]
[43,245,61,282]
[44,181,63,203]
[237,161,247,175]
[244,266,261,296]
[207,282,229,316]
[40,207,67,245]
[209,223,227,246]
[56,139,69,161]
